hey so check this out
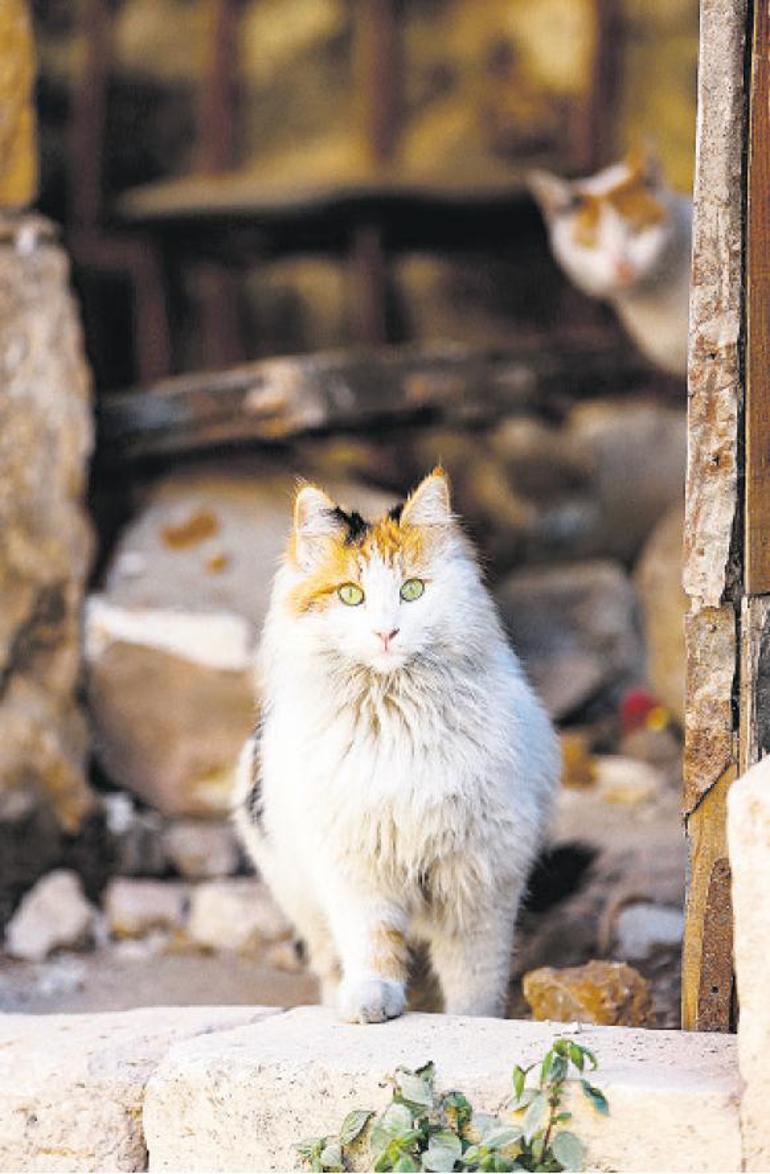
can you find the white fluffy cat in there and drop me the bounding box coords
[234,469,558,1023]
[529,149,692,377]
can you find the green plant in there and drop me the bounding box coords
[295,1038,608,1173]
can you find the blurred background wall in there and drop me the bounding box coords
[33,0,697,388]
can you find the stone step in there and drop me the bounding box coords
[0,1004,741,1172]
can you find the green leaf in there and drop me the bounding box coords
[423,1129,462,1171]
[394,1156,420,1172]
[442,1089,473,1133]
[470,1113,503,1141]
[319,1140,344,1171]
[549,1055,568,1086]
[374,1149,394,1173]
[295,1139,320,1159]
[554,1112,572,1124]
[512,1065,528,1102]
[530,1134,545,1163]
[462,1144,482,1165]
[415,1061,437,1084]
[579,1081,609,1116]
[522,1092,548,1142]
[339,1108,374,1146]
[539,1051,553,1086]
[551,1131,585,1171]
[398,1071,435,1108]
[567,1044,585,1072]
[372,1103,416,1150]
[481,1127,522,1151]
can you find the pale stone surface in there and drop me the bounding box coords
[0,215,94,833]
[494,560,644,719]
[593,755,663,806]
[614,902,684,961]
[186,879,292,954]
[4,869,96,961]
[635,505,686,724]
[0,1005,275,1172]
[522,960,654,1027]
[104,878,190,939]
[163,818,240,879]
[728,756,770,1171]
[144,1007,741,1173]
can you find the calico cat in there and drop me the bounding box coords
[529,148,692,377]
[234,469,558,1023]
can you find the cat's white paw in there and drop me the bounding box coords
[337,977,406,1024]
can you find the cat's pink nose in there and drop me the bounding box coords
[375,628,400,650]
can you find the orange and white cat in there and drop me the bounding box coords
[234,470,558,1023]
[529,149,691,377]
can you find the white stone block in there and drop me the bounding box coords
[728,756,770,1171]
[144,1007,741,1173]
[0,1006,276,1171]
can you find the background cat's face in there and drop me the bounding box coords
[284,471,474,674]
[529,151,674,299]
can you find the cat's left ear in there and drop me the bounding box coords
[400,468,452,527]
[527,170,574,218]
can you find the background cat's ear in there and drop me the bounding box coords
[527,170,573,218]
[292,484,344,568]
[626,140,662,187]
[401,468,452,527]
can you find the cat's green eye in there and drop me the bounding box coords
[338,582,364,606]
[400,578,425,602]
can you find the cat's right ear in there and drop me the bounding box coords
[527,170,573,219]
[292,484,343,569]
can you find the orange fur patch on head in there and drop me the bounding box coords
[571,194,602,247]
[285,505,437,616]
[607,173,665,232]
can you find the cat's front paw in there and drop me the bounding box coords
[337,977,406,1024]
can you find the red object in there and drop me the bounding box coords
[619,687,658,734]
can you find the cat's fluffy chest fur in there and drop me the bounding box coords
[235,470,558,1023]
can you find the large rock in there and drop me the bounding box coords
[104,878,190,940]
[494,560,645,719]
[162,818,240,879]
[567,399,686,562]
[4,869,97,961]
[635,505,686,724]
[522,959,654,1026]
[0,215,94,832]
[185,878,292,955]
[86,471,392,816]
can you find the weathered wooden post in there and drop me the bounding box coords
[683,0,770,1031]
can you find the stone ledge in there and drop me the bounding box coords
[0,1005,278,1172]
[143,1007,741,1173]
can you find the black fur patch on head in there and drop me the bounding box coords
[326,506,370,545]
[388,502,404,524]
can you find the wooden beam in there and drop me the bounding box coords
[96,344,650,462]
[746,0,770,594]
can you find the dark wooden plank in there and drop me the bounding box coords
[97,344,651,462]
[746,0,770,594]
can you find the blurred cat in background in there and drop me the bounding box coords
[235,470,558,1024]
[529,147,691,377]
